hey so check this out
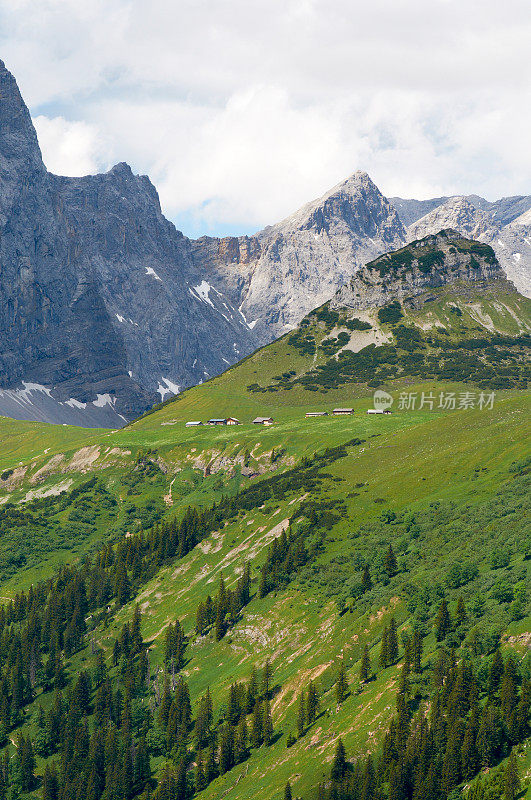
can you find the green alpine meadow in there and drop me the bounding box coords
[0,232,529,800]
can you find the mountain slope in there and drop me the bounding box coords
[389,195,451,226]
[0,60,258,426]
[192,172,406,343]
[0,234,529,800]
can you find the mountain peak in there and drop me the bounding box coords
[108,161,134,176]
[408,195,497,243]
[0,60,43,172]
[334,230,505,311]
[266,170,405,243]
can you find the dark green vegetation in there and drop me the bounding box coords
[364,234,497,279]
[0,264,529,799]
[0,479,118,582]
[314,644,529,799]
[0,406,529,800]
[248,277,530,395]
[253,324,529,394]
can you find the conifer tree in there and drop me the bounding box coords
[196,602,207,635]
[361,755,375,800]
[227,683,240,725]
[500,657,518,722]
[195,748,206,792]
[361,566,372,592]
[114,565,131,606]
[412,629,423,673]
[455,595,468,626]
[461,714,480,779]
[263,697,273,746]
[205,735,218,783]
[14,733,36,792]
[503,749,520,800]
[336,658,348,703]
[42,762,59,800]
[235,717,248,763]
[331,738,347,781]
[158,681,172,728]
[239,562,251,606]
[398,660,410,697]
[388,617,399,664]
[442,720,464,791]
[214,600,225,642]
[435,599,451,641]
[284,781,292,800]
[135,737,150,787]
[219,722,235,774]
[251,699,263,747]
[359,645,371,683]
[246,668,258,713]
[262,661,272,699]
[379,627,389,669]
[121,737,134,800]
[384,544,398,576]
[489,648,505,696]
[93,649,106,688]
[131,603,142,651]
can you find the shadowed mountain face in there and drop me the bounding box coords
[0,61,259,426]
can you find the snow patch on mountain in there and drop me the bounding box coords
[192,280,215,307]
[156,377,180,400]
[145,267,163,282]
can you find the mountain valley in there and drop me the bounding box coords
[0,231,529,800]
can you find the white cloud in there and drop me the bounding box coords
[1,0,530,233]
[33,116,103,176]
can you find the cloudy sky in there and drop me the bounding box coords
[1,0,530,237]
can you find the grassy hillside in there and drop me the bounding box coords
[0,273,529,800]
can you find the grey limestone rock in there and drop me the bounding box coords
[0,60,259,425]
[333,229,505,311]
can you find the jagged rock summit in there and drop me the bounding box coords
[193,171,406,343]
[408,198,497,242]
[0,60,259,426]
[333,230,505,311]
[392,193,531,297]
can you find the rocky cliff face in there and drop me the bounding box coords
[0,60,258,425]
[2,56,529,427]
[193,172,406,343]
[392,195,531,297]
[194,181,531,347]
[389,196,450,227]
[407,197,497,242]
[333,230,505,311]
